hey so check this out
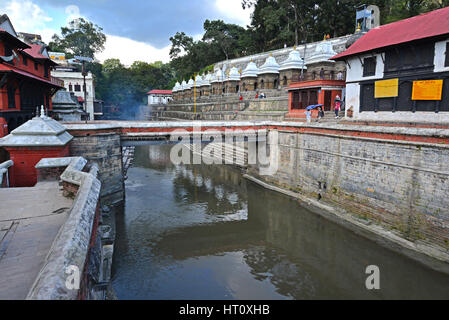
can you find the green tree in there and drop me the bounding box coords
[203,20,248,60]
[48,18,106,59]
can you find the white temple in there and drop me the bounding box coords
[280,48,307,71]
[227,66,241,82]
[241,60,260,78]
[306,40,338,65]
[258,55,280,75]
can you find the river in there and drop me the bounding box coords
[111,144,449,300]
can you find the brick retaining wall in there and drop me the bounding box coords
[248,129,449,257]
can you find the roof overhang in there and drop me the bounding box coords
[0,65,64,89]
[0,31,30,50]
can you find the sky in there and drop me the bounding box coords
[0,0,253,66]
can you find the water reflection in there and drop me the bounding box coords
[112,145,449,300]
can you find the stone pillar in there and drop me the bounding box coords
[279,69,303,87]
[211,82,221,96]
[0,108,73,187]
[225,80,240,94]
[258,73,280,90]
[240,77,258,93]
[200,85,210,98]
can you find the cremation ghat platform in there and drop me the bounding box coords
[0,181,73,300]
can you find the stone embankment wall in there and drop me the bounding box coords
[69,133,124,206]
[156,94,289,121]
[248,124,449,270]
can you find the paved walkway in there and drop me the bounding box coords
[0,182,73,300]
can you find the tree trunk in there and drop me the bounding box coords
[293,3,299,46]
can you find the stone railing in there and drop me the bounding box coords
[0,160,13,188]
[27,157,101,300]
[291,71,346,82]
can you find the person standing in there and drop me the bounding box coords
[317,106,325,122]
[334,97,341,118]
[305,109,312,123]
[337,71,343,80]
[320,68,325,80]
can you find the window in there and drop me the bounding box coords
[34,62,39,71]
[384,42,434,76]
[44,66,49,78]
[445,42,449,67]
[74,84,81,92]
[291,91,300,109]
[292,89,318,110]
[363,57,377,77]
[69,84,73,91]
[7,85,16,108]
[22,55,27,66]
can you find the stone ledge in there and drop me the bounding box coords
[27,157,101,300]
[0,160,13,187]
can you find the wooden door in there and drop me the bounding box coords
[324,91,332,111]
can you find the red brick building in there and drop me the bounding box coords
[0,15,63,136]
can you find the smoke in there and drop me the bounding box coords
[99,103,147,121]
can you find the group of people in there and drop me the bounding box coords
[238,92,267,100]
[304,95,343,123]
[255,92,266,99]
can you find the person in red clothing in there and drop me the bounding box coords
[335,95,341,118]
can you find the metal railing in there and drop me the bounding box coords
[0,160,13,188]
[51,76,65,87]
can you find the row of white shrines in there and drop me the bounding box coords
[171,38,347,100]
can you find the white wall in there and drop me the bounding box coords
[345,83,360,117]
[346,53,384,83]
[51,70,96,119]
[148,95,172,105]
[434,38,449,73]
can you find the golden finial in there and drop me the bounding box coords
[293,45,297,50]
[356,23,361,32]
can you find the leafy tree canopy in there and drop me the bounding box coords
[48,18,106,59]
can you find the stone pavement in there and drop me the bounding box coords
[0,182,73,300]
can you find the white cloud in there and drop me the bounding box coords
[215,0,252,27]
[97,34,171,66]
[0,0,53,35]
[65,4,81,24]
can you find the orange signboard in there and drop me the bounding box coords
[375,79,399,98]
[412,80,443,101]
